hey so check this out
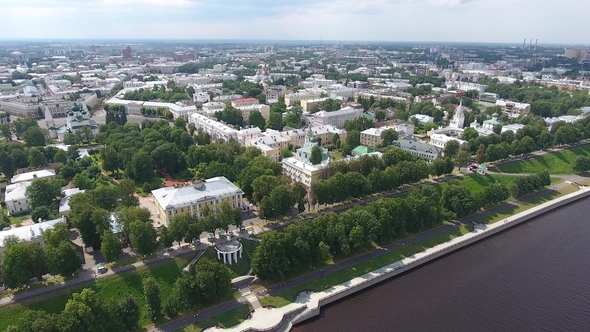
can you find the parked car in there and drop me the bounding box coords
[228,231,235,238]
[239,225,246,232]
[207,233,215,242]
[218,230,227,238]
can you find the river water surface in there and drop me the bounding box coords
[294,197,590,332]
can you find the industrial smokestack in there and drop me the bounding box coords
[535,39,538,49]
[523,38,526,49]
[529,39,533,49]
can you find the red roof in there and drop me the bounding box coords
[233,98,258,103]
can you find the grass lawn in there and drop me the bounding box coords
[330,151,345,160]
[424,173,517,198]
[495,145,590,174]
[8,213,31,225]
[181,305,252,332]
[260,223,474,308]
[201,239,258,278]
[0,255,192,331]
[480,184,580,224]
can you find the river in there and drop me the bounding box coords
[294,197,590,332]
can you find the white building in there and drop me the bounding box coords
[152,177,243,225]
[429,133,466,149]
[202,102,226,114]
[410,114,435,125]
[59,188,85,215]
[5,182,31,216]
[190,113,238,142]
[0,217,67,260]
[193,92,210,104]
[11,169,56,184]
[245,130,289,162]
[310,106,364,128]
[449,102,466,129]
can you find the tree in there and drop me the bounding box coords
[266,111,283,130]
[23,127,46,147]
[46,242,82,277]
[309,146,323,165]
[60,288,110,332]
[11,310,59,332]
[0,151,15,178]
[454,149,471,170]
[26,179,60,209]
[100,146,120,174]
[248,110,266,129]
[143,277,162,320]
[346,130,361,149]
[380,129,398,147]
[475,143,487,164]
[2,239,47,289]
[12,117,38,138]
[194,259,232,303]
[259,185,295,219]
[574,155,590,173]
[251,175,282,204]
[375,109,387,122]
[169,215,189,246]
[443,140,460,159]
[218,201,242,232]
[174,117,187,129]
[54,149,67,163]
[125,151,154,183]
[63,132,79,145]
[129,220,158,256]
[31,205,52,223]
[159,226,174,248]
[43,222,70,248]
[0,123,12,140]
[462,127,479,141]
[112,295,140,331]
[28,147,47,168]
[75,126,94,144]
[101,231,122,263]
[150,143,186,174]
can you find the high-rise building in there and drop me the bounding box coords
[122,46,133,59]
[564,48,587,59]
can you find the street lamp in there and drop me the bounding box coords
[412,236,416,244]
[369,251,373,260]
[320,269,324,277]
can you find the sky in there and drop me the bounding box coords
[0,0,588,44]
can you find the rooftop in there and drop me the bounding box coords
[152,177,243,209]
[0,217,66,248]
[11,169,56,183]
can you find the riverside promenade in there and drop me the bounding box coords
[204,184,590,332]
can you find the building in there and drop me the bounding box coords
[193,92,210,104]
[0,217,67,260]
[351,146,374,156]
[480,92,499,103]
[310,106,363,128]
[469,113,502,136]
[301,98,329,112]
[495,100,531,116]
[46,104,100,142]
[565,49,588,60]
[213,64,227,73]
[235,104,270,122]
[429,133,466,150]
[122,46,133,59]
[282,125,346,148]
[5,182,31,216]
[284,89,323,106]
[231,98,259,108]
[190,113,238,142]
[59,188,85,215]
[410,114,435,125]
[391,136,442,161]
[449,102,466,129]
[202,102,226,114]
[11,169,56,184]
[245,130,289,161]
[152,177,243,225]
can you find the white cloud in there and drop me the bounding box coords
[0,0,587,43]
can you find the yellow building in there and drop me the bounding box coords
[152,177,244,226]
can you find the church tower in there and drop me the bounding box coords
[450,101,465,129]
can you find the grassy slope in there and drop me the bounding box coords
[181,305,252,332]
[0,256,191,331]
[496,145,590,174]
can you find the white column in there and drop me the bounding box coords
[227,253,232,265]
[217,251,221,260]
[222,253,227,264]
[234,251,238,263]
[239,246,243,258]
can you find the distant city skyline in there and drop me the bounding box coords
[1,0,589,44]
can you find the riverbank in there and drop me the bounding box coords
[198,183,590,332]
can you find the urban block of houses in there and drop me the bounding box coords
[360,123,415,148]
[231,98,259,108]
[281,125,347,148]
[235,104,271,122]
[189,113,261,144]
[391,136,442,161]
[245,130,289,162]
[0,217,67,261]
[0,93,98,118]
[310,106,364,128]
[284,89,324,106]
[5,182,31,216]
[152,177,244,226]
[11,169,56,184]
[429,133,466,150]
[469,113,502,136]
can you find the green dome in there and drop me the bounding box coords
[310,137,318,143]
[71,104,81,112]
[67,111,74,116]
